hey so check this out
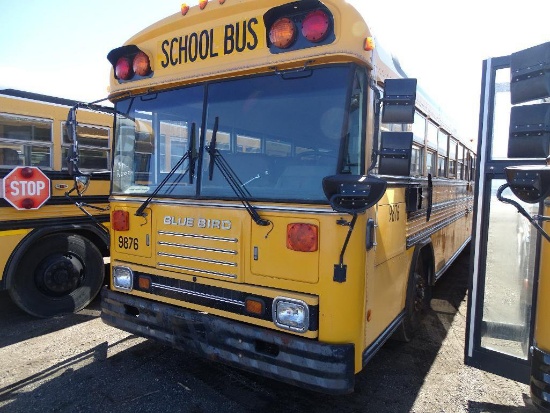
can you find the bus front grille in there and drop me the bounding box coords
[156,230,239,280]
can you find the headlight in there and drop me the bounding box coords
[113,266,133,291]
[272,297,309,333]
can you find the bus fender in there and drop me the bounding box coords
[392,239,435,342]
[411,239,436,287]
[3,224,109,317]
[4,223,109,290]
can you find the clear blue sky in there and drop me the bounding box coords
[1,0,549,143]
[0,0,185,99]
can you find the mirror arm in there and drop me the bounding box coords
[64,192,109,232]
[368,77,382,173]
[497,183,550,243]
[333,214,358,283]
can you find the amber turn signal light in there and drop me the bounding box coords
[269,17,297,49]
[245,298,264,315]
[138,276,151,290]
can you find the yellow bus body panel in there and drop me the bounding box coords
[109,0,372,99]
[0,229,31,283]
[535,201,550,353]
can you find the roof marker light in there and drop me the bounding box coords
[364,37,375,51]
[181,3,190,15]
[199,0,208,9]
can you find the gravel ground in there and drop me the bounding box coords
[0,250,539,413]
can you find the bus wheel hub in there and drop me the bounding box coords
[38,254,83,296]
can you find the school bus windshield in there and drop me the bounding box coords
[112,64,365,202]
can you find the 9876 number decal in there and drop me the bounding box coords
[118,236,139,250]
[389,203,400,222]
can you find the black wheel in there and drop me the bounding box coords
[8,233,104,318]
[392,254,432,342]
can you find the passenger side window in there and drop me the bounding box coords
[0,113,52,168]
[62,123,110,171]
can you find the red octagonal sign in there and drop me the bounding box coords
[2,166,51,210]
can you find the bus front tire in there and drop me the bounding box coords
[8,233,104,318]
[393,256,431,342]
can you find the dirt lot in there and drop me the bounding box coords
[0,250,539,413]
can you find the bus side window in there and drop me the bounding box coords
[410,145,423,176]
[437,130,449,177]
[448,138,457,178]
[0,112,53,168]
[0,147,21,166]
[457,144,465,179]
[62,123,110,171]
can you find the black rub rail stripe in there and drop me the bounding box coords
[0,170,110,180]
[0,89,82,107]
[133,272,320,332]
[407,196,473,220]
[0,214,109,231]
[0,195,109,208]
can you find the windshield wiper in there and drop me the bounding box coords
[208,117,219,181]
[207,117,270,227]
[188,123,197,184]
[135,122,197,217]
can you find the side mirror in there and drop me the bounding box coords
[504,165,550,203]
[382,78,417,124]
[66,106,82,177]
[510,41,550,105]
[322,174,387,214]
[508,103,550,158]
[378,131,413,176]
[65,105,92,196]
[508,42,550,159]
[74,175,91,195]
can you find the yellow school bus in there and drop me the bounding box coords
[0,89,112,317]
[70,0,475,392]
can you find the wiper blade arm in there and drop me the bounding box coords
[208,117,219,180]
[189,122,197,184]
[206,117,269,227]
[135,123,197,217]
[213,151,270,226]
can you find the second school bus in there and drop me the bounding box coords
[69,0,475,392]
[0,89,112,317]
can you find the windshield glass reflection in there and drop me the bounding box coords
[112,64,364,202]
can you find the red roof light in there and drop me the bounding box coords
[115,57,133,80]
[302,10,330,43]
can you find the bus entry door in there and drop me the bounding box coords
[465,42,550,385]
